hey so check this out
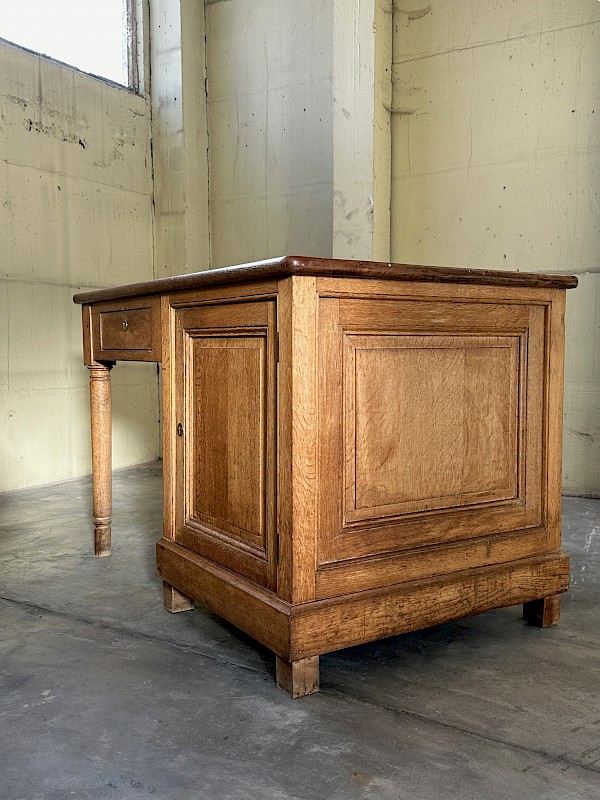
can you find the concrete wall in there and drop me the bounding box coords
[390,0,600,495]
[3,1,597,496]
[205,0,334,267]
[150,0,211,277]
[0,42,158,491]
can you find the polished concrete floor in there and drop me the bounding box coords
[1,462,599,800]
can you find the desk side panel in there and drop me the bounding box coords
[315,279,562,600]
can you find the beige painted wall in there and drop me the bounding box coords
[390,1,600,495]
[205,0,334,267]
[0,42,159,492]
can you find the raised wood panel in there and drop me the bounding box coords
[189,335,265,547]
[346,335,519,521]
[173,299,277,589]
[318,294,546,569]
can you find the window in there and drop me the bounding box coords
[0,1,134,88]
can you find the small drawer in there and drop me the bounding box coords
[90,297,161,362]
[100,307,153,351]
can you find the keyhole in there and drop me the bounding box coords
[177,423,184,437]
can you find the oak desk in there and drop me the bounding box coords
[74,257,577,697]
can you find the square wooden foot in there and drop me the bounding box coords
[523,594,560,627]
[162,582,195,613]
[276,655,320,698]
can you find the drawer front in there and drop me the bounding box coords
[90,297,161,361]
[100,307,153,351]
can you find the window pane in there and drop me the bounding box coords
[0,0,130,87]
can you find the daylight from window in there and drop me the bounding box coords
[0,0,130,87]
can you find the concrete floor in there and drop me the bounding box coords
[0,463,599,800]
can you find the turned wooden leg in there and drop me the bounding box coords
[163,582,195,613]
[523,594,561,627]
[88,363,114,557]
[276,655,320,698]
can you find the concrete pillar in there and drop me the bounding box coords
[149,0,211,277]
[332,0,392,262]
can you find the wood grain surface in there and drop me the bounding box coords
[523,593,561,627]
[88,362,114,557]
[276,656,320,698]
[172,298,278,589]
[89,296,162,362]
[290,553,570,660]
[73,256,577,305]
[317,291,546,569]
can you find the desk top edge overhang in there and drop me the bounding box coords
[72,255,578,305]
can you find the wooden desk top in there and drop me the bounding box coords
[73,256,578,305]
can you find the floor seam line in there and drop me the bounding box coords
[2,595,600,777]
[323,689,600,777]
[0,593,268,678]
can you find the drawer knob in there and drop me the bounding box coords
[122,320,129,330]
[177,423,184,437]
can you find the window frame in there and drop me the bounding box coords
[0,0,141,93]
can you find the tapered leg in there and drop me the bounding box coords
[523,594,561,627]
[163,582,195,613]
[276,655,320,698]
[88,363,114,557]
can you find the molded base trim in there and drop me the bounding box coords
[157,540,569,692]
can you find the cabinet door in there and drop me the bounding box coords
[318,295,546,568]
[173,300,277,589]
